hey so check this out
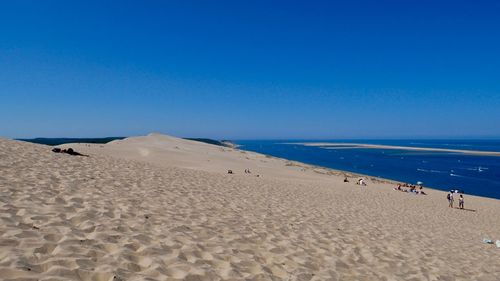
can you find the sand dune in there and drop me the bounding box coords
[1,134,500,280]
[59,133,349,182]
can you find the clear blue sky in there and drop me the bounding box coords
[1,1,499,139]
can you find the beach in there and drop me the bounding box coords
[1,133,500,280]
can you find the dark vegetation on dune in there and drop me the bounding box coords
[19,137,126,146]
[185,138,235,148]
[19,137,236,148]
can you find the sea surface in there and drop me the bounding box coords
[235,140,500,200]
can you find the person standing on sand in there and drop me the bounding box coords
[459,194,464,209]
[447,192,454,208]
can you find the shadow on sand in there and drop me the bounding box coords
[455,207,476,212]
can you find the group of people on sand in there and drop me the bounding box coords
[228,168,260,177]
[344,175,467,209]
[52,147,87,157]
[447,191,465,209]
[394,183,427,195]
[343,177,368,186]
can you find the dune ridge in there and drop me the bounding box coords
[1,134,500,280]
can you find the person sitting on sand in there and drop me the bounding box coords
[459,194,464,209]
[357,178,366,186]
[227,170,233,174]
[344,177,349,183]
[417,186,426,195]
[447,192,454,208]
[52,147,88,157]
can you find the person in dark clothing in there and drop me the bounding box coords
[52,147,88,157]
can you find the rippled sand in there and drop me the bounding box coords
[1,134,500,280]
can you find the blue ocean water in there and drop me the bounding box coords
[235,140,500,200]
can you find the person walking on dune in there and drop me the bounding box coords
[459,194,464,209]
[447,192,454,208]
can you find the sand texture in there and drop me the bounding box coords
[1,134,500,281]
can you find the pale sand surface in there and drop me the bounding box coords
[1,134,500,281]
[290,142,500,157]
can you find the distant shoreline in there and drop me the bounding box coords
[19,137,236,148]
[18,137,126,146]
[287,142,500,157]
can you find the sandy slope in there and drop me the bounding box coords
[1,134,500,281]
[59,133,352,181]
